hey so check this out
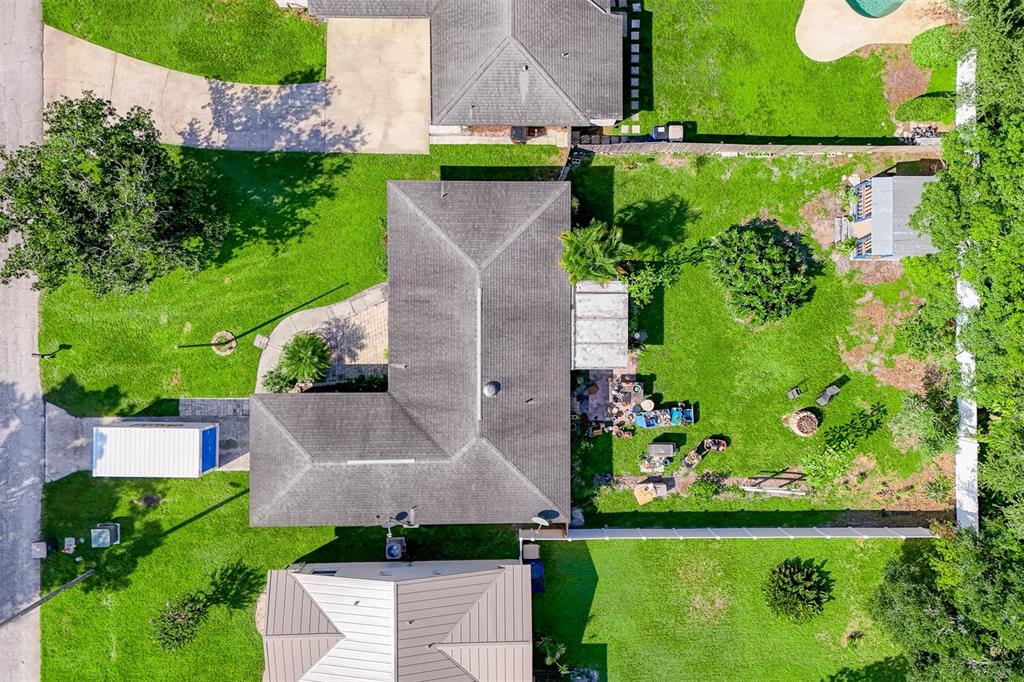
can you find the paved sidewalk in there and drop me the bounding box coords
[0,1,44,680]
[255,283,389,392]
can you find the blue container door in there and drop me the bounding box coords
[200,427,218,473]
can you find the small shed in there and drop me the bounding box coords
[572,280,629,369]
[92,422,219,478]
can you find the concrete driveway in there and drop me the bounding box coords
[43,20,430,154]
[324,18,430,154]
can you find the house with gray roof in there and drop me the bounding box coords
[250,181,571,528]
[261,560,532,681]
[308,0,624,127]
[847,176,939,260]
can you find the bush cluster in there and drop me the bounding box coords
[763,558,833,622]
[263,331,332,393]
[895,93,955,123]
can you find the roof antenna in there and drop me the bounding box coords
[562,51,570,57]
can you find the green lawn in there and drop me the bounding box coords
[42,0,326,84]
[40,472,518,681]
[571,152,919,515]
[39,146,560,416]
[636,0,894,137]
[533,539,909,681]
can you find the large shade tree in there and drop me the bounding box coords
[0,92,227,294]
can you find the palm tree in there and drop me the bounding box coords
[559,219,632,285]
[279,332,332,385]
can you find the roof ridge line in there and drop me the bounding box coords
[479,183,569,271]
[390,182,478,275]
[437,569,504,645]
[249,398,315,524]
[279,573,343,636]
[476,435,562,513]
[433,34,514,123]
[510,35,589,122]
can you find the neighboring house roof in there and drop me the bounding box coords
[309,0,624,126]
[250,181,571,527]
[262,561,532,682]
[861,176,939,259]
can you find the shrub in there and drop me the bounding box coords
[805,404,888,489]
[559,219,632,285]
[625,259,683,309]
[152,592,208,651]
[0,93,227,294]
[278,332,332,385]
[925,474,953,502]
[538,634,569,674]
[910,25,959,70]
[261,365,295,393]
[688,471,726,500]
[889,394,955,457]
[763,558,833,621]
[707,219,813,325]
[895,93,955,123]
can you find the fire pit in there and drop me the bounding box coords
[788,409,819,437]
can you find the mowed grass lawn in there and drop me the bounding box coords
[571,152,918,516]
[40,472,518,681]
[39,146,560,416]
[42,0,326,84]
[639,0,893,137]
[533,539,908,682]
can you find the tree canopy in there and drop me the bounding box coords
[559,219,632,285]
[873,2,1024,679]
[0,93,226,294]
[707,218,813,325]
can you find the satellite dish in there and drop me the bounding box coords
[531,516,550,529]
[537,509,560,521]
[394,511,409,523]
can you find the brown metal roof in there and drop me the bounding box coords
[261,562,532,681]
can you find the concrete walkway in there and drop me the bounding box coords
[256,283,388,392]
[44,401,252,481]
[0,1,44,680]
[795,0,952,62]
[43,19,430,154]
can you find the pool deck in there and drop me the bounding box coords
[796,0,953,62]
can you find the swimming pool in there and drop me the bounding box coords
[846,0,905,18]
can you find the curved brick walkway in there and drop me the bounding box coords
[255,283,388,392]
[796,0,952,62]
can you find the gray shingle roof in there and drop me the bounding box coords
[309,0,623,126]
[250,181,571,528]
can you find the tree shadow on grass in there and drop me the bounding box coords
[615,197,699,259]
[180,148,351,265]
[40,474,249,595]
[823,656,908,681]
[42,375,127,419]
[204,558,265,611]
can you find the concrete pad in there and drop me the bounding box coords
[796,0,952,62]
[325,18,430,154]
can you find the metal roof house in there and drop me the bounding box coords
[250,181,571,528]
[848,176,939,260]
[261,560,532,682]
[308,0,624,127]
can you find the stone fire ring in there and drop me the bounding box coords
[212,330,237,356]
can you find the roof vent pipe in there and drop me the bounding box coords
[483,381,501,397]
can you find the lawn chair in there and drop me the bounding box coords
[816,385,841,406]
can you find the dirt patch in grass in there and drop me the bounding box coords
[800,189,844,251]
[657,154,690,169]
[840,292,934,395]
[858,45,930,112]
[689,591,730,625]
[852,260,904,285]
[836,452,955,512]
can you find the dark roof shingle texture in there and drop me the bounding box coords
[250,181,571,527]
[310,0,623,125]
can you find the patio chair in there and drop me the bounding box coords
[816,385,841,406]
